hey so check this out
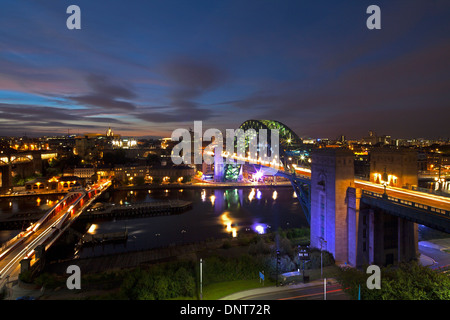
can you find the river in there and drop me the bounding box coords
[75,186,308,258]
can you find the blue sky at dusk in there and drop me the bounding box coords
[0,0,449,139]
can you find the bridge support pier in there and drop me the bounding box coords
[397,216,419,264]
[20,259,30,274]
[0,165,12,192]
[347,187,418,267]
[310,149,355,264]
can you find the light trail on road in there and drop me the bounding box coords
[0,212,66,279]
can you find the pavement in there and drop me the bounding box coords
[418,238,450,270]
[419,253,436,267]
[4,281,45,300]
[219,278,339,300]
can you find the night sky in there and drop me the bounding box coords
[0,0,449,139]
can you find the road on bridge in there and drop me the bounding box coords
[355,180,450,211]
[0,204,72,281]
[0,180,110,285]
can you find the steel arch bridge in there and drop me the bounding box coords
[220,120,312,223]
[239,120,303,170]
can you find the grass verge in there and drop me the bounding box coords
[203,278,275,300]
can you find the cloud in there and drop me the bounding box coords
[69,74,137,111]
[229,38,450,139]
[138,57,229,123]
[163,57,227,92]
[0,102,127,136]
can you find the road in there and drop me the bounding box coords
[354,180,450,211]
[0,181,110,286]
[222,280,350,301]
[419,238,450,270]
[0,202,72,282]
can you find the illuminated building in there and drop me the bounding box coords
[369,147,418,188]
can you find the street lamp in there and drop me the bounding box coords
[320,238,327,279]
[382,167,388,196]
[276,250,281,287]
[200,258,203,300]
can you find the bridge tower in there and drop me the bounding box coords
[214,149,224,182]
[369,147,418,189]
[310,148,355,264]
[310,148,419,267]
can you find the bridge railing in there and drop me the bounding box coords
[361,190,450,218]
[42,184,107,250]
[407,185,450,198]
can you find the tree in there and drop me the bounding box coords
[173,267,196,297]
[336,262,450,300]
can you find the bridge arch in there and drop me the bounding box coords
[238,120,303,170]
[10,155,33,164]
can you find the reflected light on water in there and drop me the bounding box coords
[248,188,255,201]
[221,212,237,238]
[255,224,265,234]
[201,189,206,202]
[88,224,98,234]
[210,195,215,205]
[272,190,278,200]
[256,190,262,200]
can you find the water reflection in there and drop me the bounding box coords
[88,224,97,234]
[254,224,265,234]
[221,212,237,238]
[201,189,206,202]
[0,194,64,215]
[73,186,308,258]
[248,188,255,201]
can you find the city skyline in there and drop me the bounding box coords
[1,0,450,139]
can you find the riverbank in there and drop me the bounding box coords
[27,228,311,300]
[0,191,67,199]
[113,180,293,191]
[78,200,193,222]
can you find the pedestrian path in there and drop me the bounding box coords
[219,278,338,300]
[6,282,44,300]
